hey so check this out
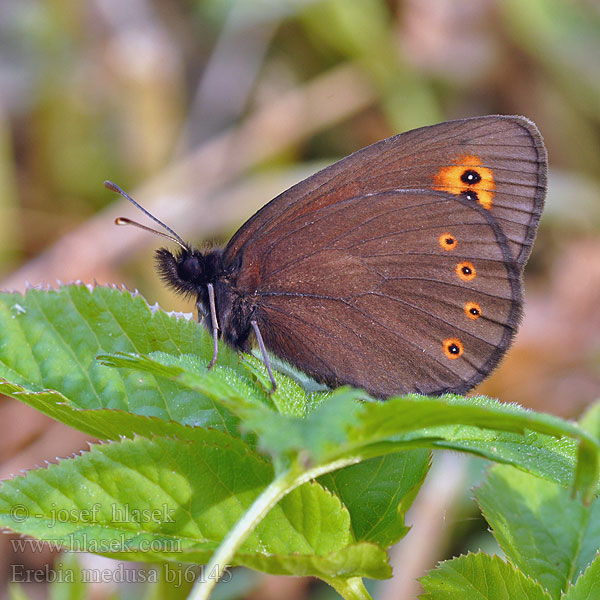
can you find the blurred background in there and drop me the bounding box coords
[0,0,598,598]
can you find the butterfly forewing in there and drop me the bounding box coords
[224,115,546,272]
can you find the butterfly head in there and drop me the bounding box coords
[155,245,206,298]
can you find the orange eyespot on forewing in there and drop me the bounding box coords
[438,232,457,251]
[456,261,476,281]
[443,338,463,360]
[432,154,495,210]
[464,301,481,320]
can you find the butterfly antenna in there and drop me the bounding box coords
[104,180,188,250]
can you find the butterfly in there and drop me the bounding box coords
[107,115,547,398]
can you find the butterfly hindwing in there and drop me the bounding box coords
[243,189,520,397]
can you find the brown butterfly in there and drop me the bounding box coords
[107,115,547,398]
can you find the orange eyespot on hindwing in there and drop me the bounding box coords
[438,232,458,251]
[456,261,476,281]
[443,338,464,359]
[432,154,496,210]
[464,301,481,320]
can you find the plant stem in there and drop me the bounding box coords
[186,468,296,600]
[186,455,363,600]
[327,576,373,600]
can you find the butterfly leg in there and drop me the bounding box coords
[250,319,277,394]
[206,283,219,370]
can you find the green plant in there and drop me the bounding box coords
[0,284,598,600]
[421,457,600,599]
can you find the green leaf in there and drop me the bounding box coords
[420,552,552,599]
[318,450,430,547]
[0,285,216,395]
[4,286,597,502]
[251,393,599,501]
[97,351,600,500]
[431,430,578,487]
[563,553,600,600]
[0,381,246,444]
[475,464,600,598]
[0,435,390,580]
[0,285,249,435]
[3,285,600,595]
